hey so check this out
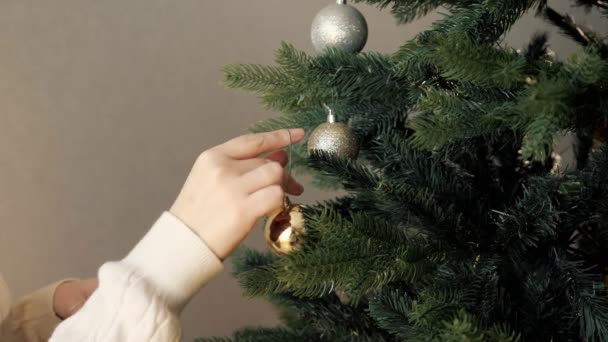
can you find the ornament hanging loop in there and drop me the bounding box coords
[285,128,294,182]
[283,128,294,210]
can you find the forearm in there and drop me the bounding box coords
[50,212,224,341]
[50,129,301,340]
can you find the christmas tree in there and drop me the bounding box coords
[201,1,608,341]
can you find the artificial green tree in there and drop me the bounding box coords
[201,1,608,341]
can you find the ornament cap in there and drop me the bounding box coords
[324,104,336,123]
[283,196,292,209]
[336,0,347,4]
[327,110,336,123]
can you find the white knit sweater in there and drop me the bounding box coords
[49,211,224,341]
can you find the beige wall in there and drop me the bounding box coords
[0,1,604,340]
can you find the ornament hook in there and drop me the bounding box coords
[284,129,294,210]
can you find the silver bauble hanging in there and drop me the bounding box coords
[307,110,359,159]
[311,0,368,54]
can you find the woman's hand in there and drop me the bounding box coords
[170,129,305,260]
[53,278,98,320]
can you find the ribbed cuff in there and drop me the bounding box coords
[122,212,224,313]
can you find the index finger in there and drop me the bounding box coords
[217,128,305,159]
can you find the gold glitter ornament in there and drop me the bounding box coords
[311,0,368,54]
[264,197,306,255]
[307,108,359,159]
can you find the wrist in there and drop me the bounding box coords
[191,225,230,261]
[169,205,228,260]
[122,212,224,312]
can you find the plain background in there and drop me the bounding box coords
[0,1,605,340]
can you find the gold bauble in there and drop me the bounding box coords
[264,198,306,255]
[307,120,359,159]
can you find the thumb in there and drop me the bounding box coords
[79,278,99,298]
[54,278,98,319]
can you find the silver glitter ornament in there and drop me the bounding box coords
[307,109,359,159]
[311,0,368,54]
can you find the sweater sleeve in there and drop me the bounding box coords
[0,280,70,342]
[50,212,224,342]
